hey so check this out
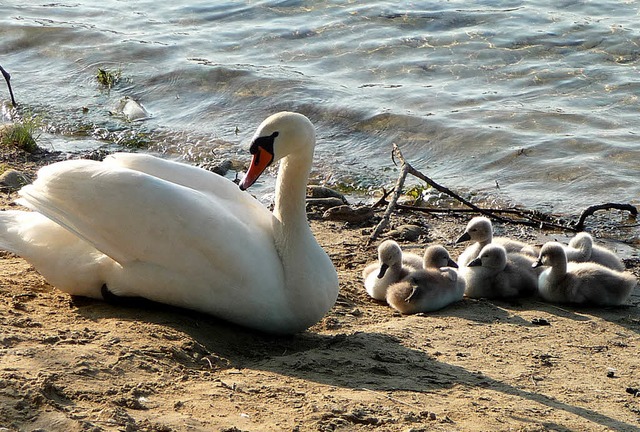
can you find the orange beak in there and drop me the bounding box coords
[239,146,274,190]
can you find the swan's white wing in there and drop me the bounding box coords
[104,153,272,227]
[17,159,281,283]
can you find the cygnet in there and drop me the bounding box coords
[533,242,636,306]
[363,240,422,301]
[461,244,538,299]
[456,216,538,267]
[386,268,465,314]
[564,232,625,272]
[423,244,458,269]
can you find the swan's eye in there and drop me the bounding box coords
[249,131,279,156]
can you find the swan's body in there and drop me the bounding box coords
[533,242,636,306]
[461,244,537,299]
[362,240,422,301]
[564,232,625,271]
[456,216,538,267]
[0,112,339,334]
[386,245,464,314]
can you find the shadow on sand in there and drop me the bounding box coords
[72,295,640,432]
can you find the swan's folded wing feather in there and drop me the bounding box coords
[18,159,279,280]
[104,153,272,226]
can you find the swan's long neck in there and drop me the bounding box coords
[273,151,312,232]
[270,148,337,331]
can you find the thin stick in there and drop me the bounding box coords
[370,187,394,210]
[393,144,512,224]
[368,147,410,244]
[369,143,638,238]
[575,203,638,231]
[390,202,570,231]
[0,65,17,107]
[360,387,424,410]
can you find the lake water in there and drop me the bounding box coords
[1,1,639,218]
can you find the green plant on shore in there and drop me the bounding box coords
[0,115,41,153]
[96,68,122,89]
[405,184,428,204]
[323,180,371,196]
[115,130,152,149]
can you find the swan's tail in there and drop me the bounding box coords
[0,210,69,279]
[0,210,42,256]
[0,210,91,258]
[0,209,107,298]
[16,158,133,265]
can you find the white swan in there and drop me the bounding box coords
[386,245,464,314]
[564,232,625,271]
[455,216,538,267]
[0,112,339,334]
[461,244,538,299]
[362,240,422,301]
[533,242,636,306]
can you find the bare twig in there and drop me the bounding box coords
[390,202,570,231]
[360,387,424,410]
[393,144,512,224]
[367,143,638,240]
[367,147,410,244]
[370,187,393,210]
[0,65,17,107]
[575,203,638,231]
[369,144,536,243]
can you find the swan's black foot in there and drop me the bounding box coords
[101,284,148,307]
[101,284,124,304]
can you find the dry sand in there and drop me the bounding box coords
[1,152,639,432]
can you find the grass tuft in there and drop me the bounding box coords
[0,116,41,153]
[96,68,122,89]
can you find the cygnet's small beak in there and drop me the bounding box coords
[468,257,482,267]
[447,258,458,268]
[532,259,543,268]
[456,232,471,244]
[377,263,389,279]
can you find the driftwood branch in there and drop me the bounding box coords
[367,149,410,245]
[575,203,638,231]
[0,65,17,108]
[370,187,393,210]
[368,143,638,244]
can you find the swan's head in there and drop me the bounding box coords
[423,245,457,269]
[568,232,592,250]
[377,240,403,278]
[239,112,315,190]
[533,242,566,268]
[456,216,493,244]
[468,244,507,270]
